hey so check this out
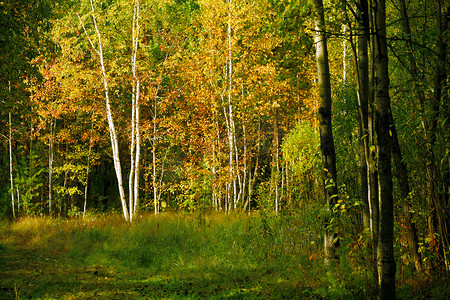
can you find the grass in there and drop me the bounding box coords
[0,209,448,299]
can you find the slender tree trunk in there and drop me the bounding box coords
[241,121,248,209]
[78,0,129,221]
[389,112,422,272]
[9,112,15,219]
[83,150,91,218]
[63,167,68,216]
[129,0,141,221]
[373,0,396,297]
[212,133,217,209]
[354,0,380,285]
[368,1,380,283]
[211,111,220,210]
[129,92,136,216]
[226,0,237,211]
[355,0,371,231]
[432,0,449,270]
[312,0,339,265]
[16,186,20,214]
[134,85,140,215]
[441,5,450,269]
[342,25,347,87]
[153,99,159,215]
[134,0,141,215]
[48,118,55,215]
[274,110,280,213]
[83,120,94,218]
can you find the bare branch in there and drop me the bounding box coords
[77,13,100,56]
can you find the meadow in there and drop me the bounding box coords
[0,208,447,299]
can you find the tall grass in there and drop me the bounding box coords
[59,210,325,275]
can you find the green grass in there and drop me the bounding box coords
[0,209,448,299]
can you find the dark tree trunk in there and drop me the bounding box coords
[368,1,380,284]
[389,111,422,272]
[373,0,396,297]
[432,0,450,270]
[356,0,371,231]
[356,0,379,286]
[312,0,339,265]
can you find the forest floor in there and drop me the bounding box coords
[0,212,448,299]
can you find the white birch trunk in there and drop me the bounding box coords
[9,112,15,219]
[211,129,218,210]
[275,142,279,213]
[227,0,237,210]
[83,120,94,218]
[48,118,54,214]
[129,86,136,219]
[222,103,232,212]
[312,0,339,265]
[151,82,162,215]
[78,0,129,221]
[214,118,221,210]
[83,149,90,218]
[152,116,158,215]
[212,139,216,209]
[241,121,247,209]
[129,0,141,221]
[134,80,140,215]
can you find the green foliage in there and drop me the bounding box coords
[53,162,85,198]
[282,121,320,173]
[254,181,273,210]
[281,121,321,206]
[0,185,8,220]
[14,151,45,216]
[0,0,54,104]
[332,78,360,199]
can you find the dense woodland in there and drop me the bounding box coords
[0,0,449,298]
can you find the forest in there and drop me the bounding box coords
[0,0,449,298]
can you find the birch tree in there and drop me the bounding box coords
[8,112,15,219]
[373,0,396,297]
[312,0,339,265]
[78,0,144,221]
[224,0,238,211]
[129,0,141,221]
[48,117,55,214]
